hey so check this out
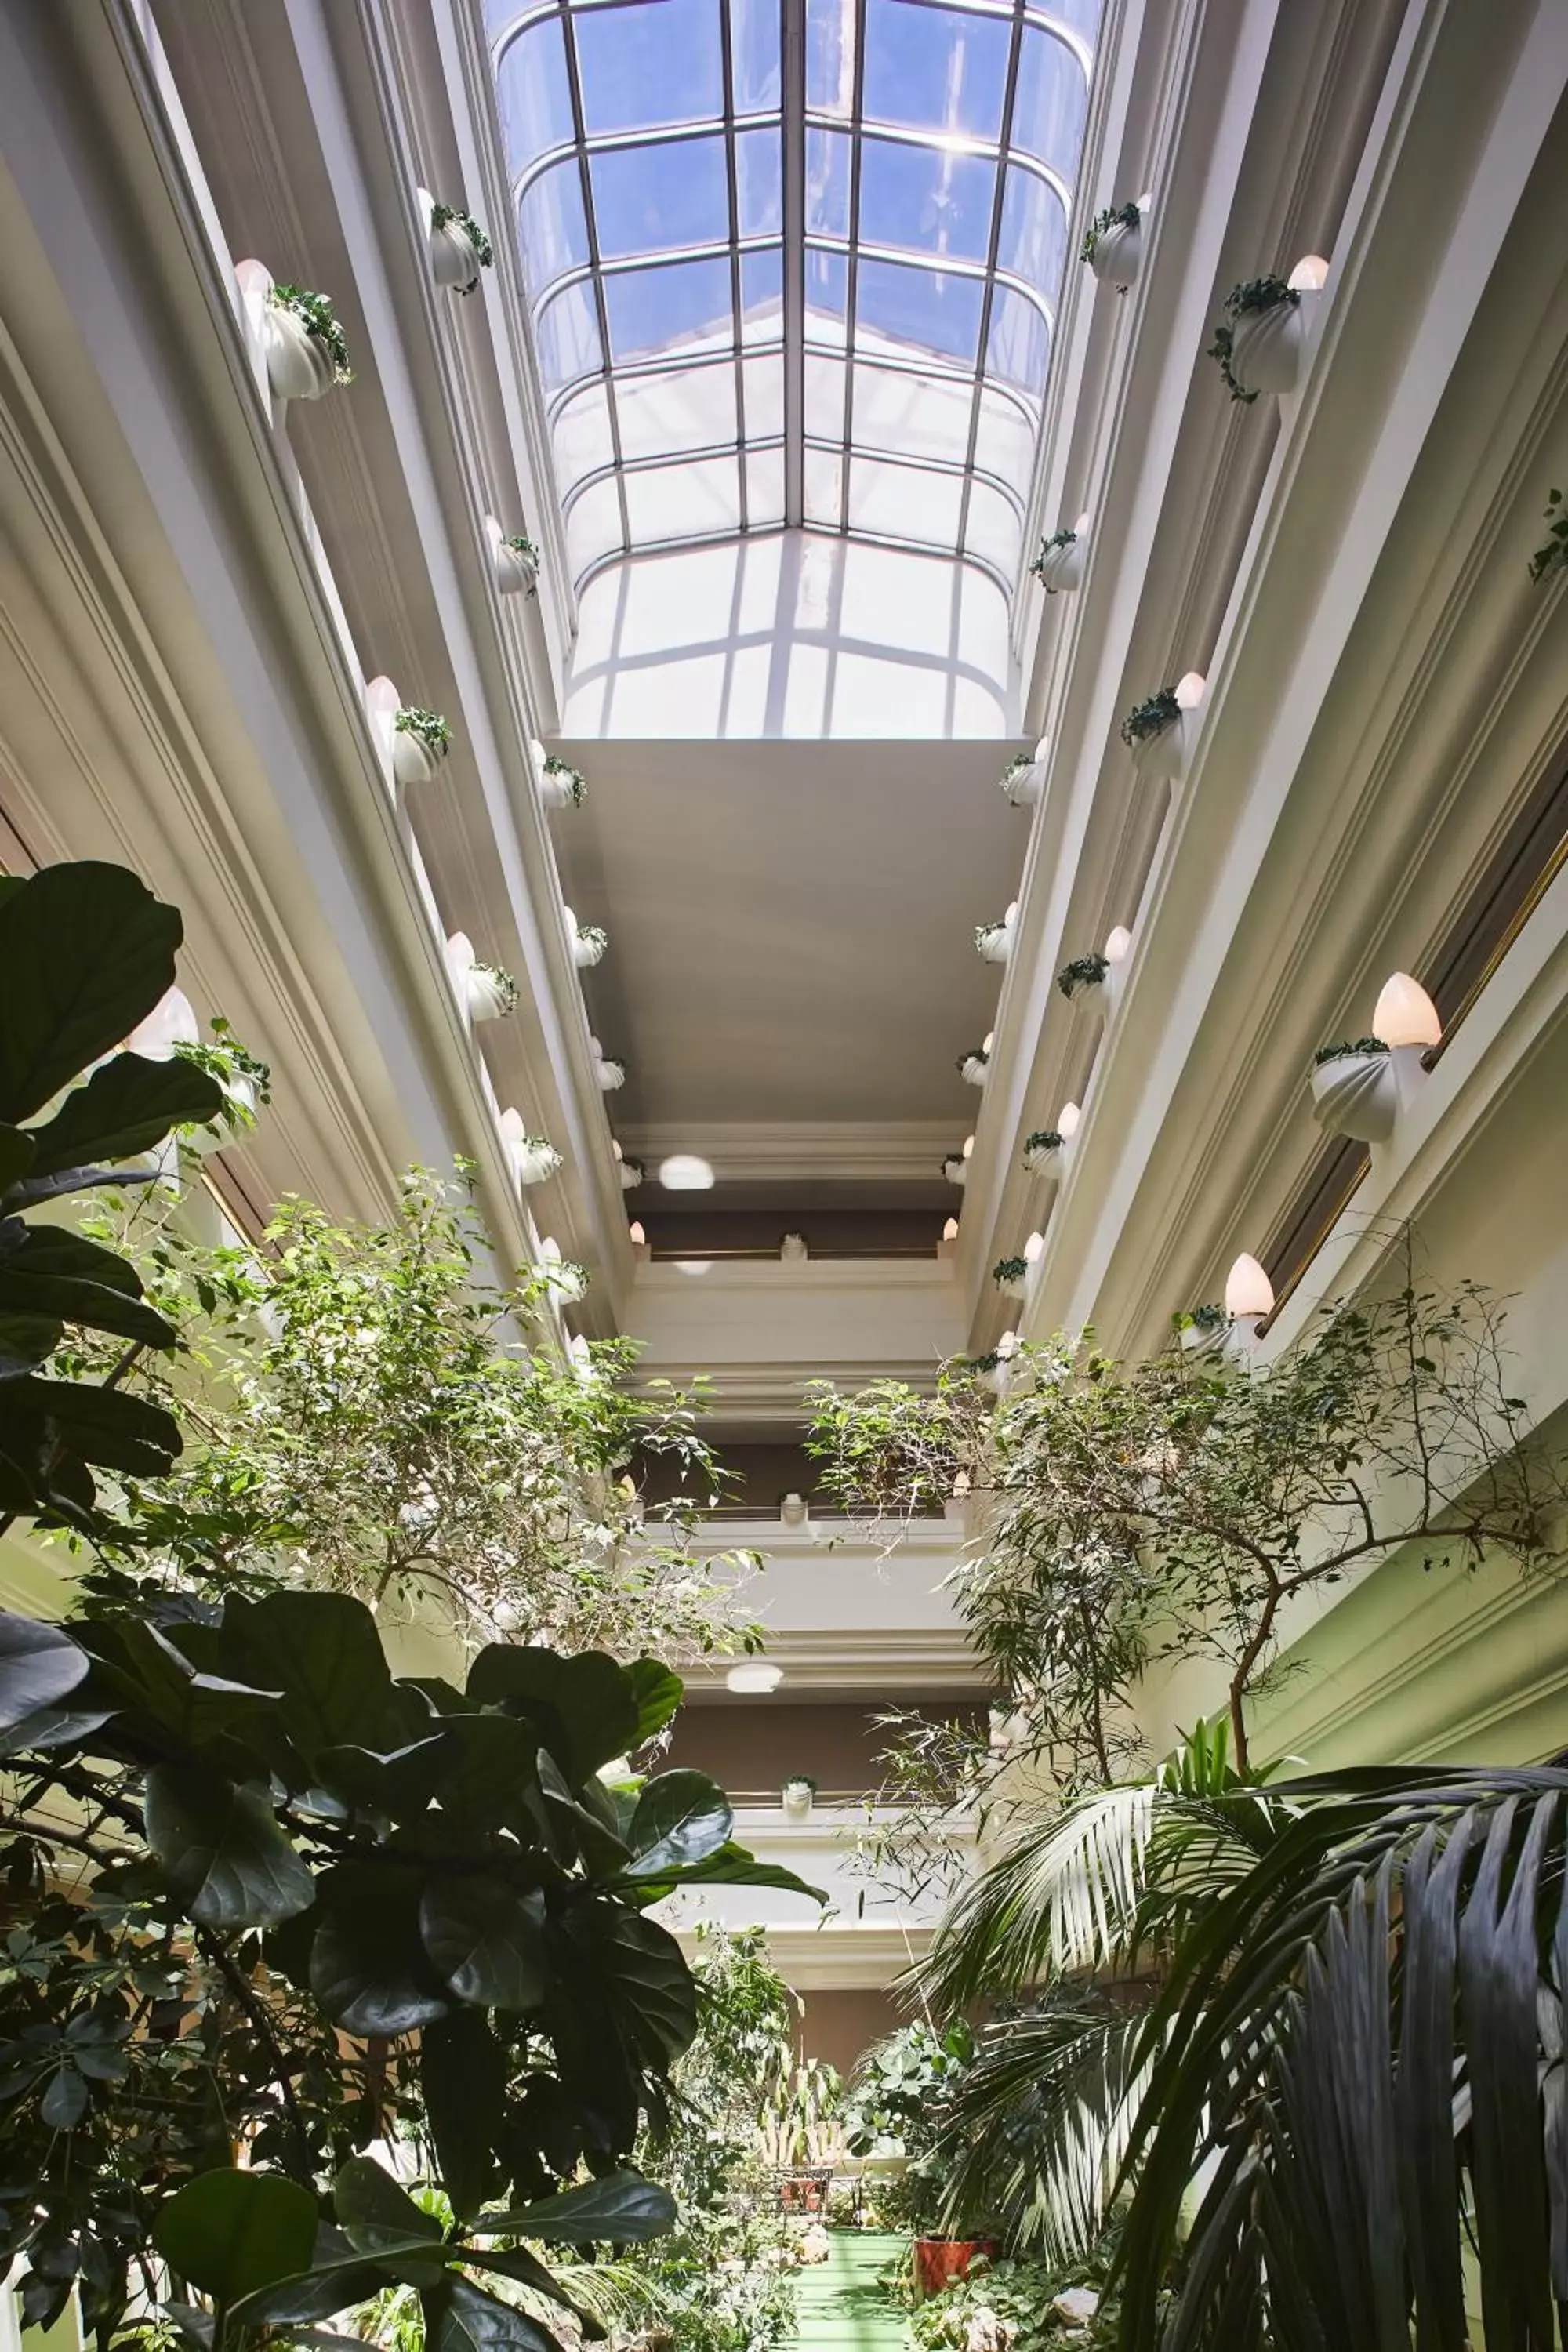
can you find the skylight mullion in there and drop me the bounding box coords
[781,0,806,525]
[720,0,748,529]
[839,0,870,535]
[559,3,630,561]
[956,0,1025,563]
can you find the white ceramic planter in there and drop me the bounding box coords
[262,301,336,401]
[1131,712,1190,786]
[976,925,1011,965]
[572,929,607,970]
[465,966,515,1023]
[943,1156,968,1187]
[1310,1049,1397,1143]
[782,1778,814,1816]
[1000,760,1043,807]
[1229,295,1312,397]
[1022,1138,1064,1179]
[1178,1317,1227,1356]
[538,765,582,810]
[392,728,447,789]
[960,1053,989,1088]
[780,1493,808,1527]
[1035,535,1084,593]
[514,1139,563,1186]
[1089,215,1142,289]
[995,1271,1028,1300]
[546,1263,587,1305]
[619,1160,643,1192]
[779,1233,808,1263]
[430,216,486,292]
[1061,973,1109,1021]
[596,1058,626,1092]
[493,539,539,597]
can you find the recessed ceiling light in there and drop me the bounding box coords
[725,1661,783,1693]
[659,1153,716,1189]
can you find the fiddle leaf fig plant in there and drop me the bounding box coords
[0,862,223,1528]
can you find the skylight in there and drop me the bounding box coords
[486,0,1098,590]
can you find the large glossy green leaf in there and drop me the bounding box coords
[0,1226,175,1348]
[560,1899,696,2071]
[333,2156,445,2285]
[0,1376,181,1476]
[217,1591,401,1768]
[0,1308,63,1377]
[429,1711,542,1831]
[151,2169,318,2307]
[0,1612,89,1734]
[621,1838,824,1904]
[309,1862,452,2037]
[625,1658,683,1745]
[419,1876,546,2009]
[0,863,182,1123]
[471,2169,675,2245]
[622,1769,732,1878]
[229,2226,412,2328]
[424,2275,562,2352]
[80,1615,281,1747]
[465,1647,637,1783]
[459,2244,606,2342]
[24,1053,222,1177]
[422,2010,504,2221]
[144,1763,314,1929]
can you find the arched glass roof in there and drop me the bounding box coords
[486,0,1098,590]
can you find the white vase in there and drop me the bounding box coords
[493,539,538,597]
[1131,711,1189,786]
[262,302,336,401]
[464,967,514,1022]
[1229,296,1312,397]
[393,729,446,788]
[1035,537,1084,593]
[976,926,1011,965]
[1089,216,1142,289]
[430,216,485,292]
[1310,1050,1397,1143]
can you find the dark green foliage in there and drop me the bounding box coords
[1057,955,1110,1000]
[842,2020,976,2236]
[267,285,354,383]
[995,1258,1030,1287]
[1313,1036,1389,1065]
[1081,203,1139,266]
[0,863,221,1526]
[394,706,453,755]
[1118,691,1180,749]
[0,1593,818,2347]
[1207,278,1298,402]
[1528,485,1566,583]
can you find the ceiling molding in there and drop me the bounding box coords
[618,1123,963,1187]
[671,1922,935,1991]
[681,1629,987,1696]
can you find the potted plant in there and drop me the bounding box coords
[1208,276,1305,401]
[1030,525,1083,593]
[262,281,354,401]
[539,753,586,808]
[1529,487,1567,585]
[942,1154,968,1186]
[392,706,452,786]
[975,918,1012,966]
[957,1046,989,1087]
[1022,1128,1064,1177]
[999,752,1042,807]
[428,198,494,294]
[993,1255,1029,1299]
[1310,1035,1396,1142]
[618,1154,644,1191]
[1082,199,1143,289]
[1056,952,1110,1007]
[1174,1301,1228,1354]
[495,532,540,597]
[510,1129,563,1185]
[594,1047,626,1091]
[465,961,519,1022]
[571,920,608,969]
[970,1342,1016,1397]
[539,1253,589,1305]
[1120,685,1185,782]
[844,2023,983,2290]
[782,1773,816,1817]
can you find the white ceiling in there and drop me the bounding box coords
[553,736,1026,1134]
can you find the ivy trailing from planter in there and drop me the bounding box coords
[1081,201,1139,267]
[1030,527,1076,586]
[395,706,453,758]
[543,754,586,805]
[993,1257,1029,1289]
[1174,1301,1226,1335]
[470,961,520,1014]
[1528,487,1567,584]
[1207,277,1298,403]
[1313,1036,1389,1065]
[956,1046,989,1078]
[430,201,495,287]
[1022,1129,1064,1166]
[503,533,541,595]
[1120,688,1180,749]
[574,924,609,960]
[1057,953,1110,1000]
[267,284,354,384]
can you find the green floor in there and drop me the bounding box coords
[787,2232,913,2352]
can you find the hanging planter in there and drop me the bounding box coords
[1022,1128,1065,1178]
[392,706,453,786]
[993,1255,1029,1300]
[1174,1302,1228,1355]
[975,919,1012,966]
[595,1051,626,1092]
[781,1773,816,1817]
[957,1046,989,1088]
[262,284,354,401]
[1310,1036,1396,1142]
[971,1340,1018,1398]
[1082,201,1143,290]
[1031,527,1083,594]
[999,752,1042,807]
[571,920,608,970]
[618,1156,644,1192]
[1057,953,1110,1011]
[1208,278,1306,401]
[465,962,519,1022]
[942,1154,968,1187]
[1529,488,1567,585]
[514,1135,563,1186]
[540,1254,589,1305]
[1120,688,1186,784]
[427,199,494,295]
[494,533,539,597]
[539,753,586,810]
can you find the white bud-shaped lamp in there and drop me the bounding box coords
[1104,926,1132,964]
[129,985,200,1060]
[1058,1101,1080,1139]
[1372,974,1441,1049]
[1023,1230,1044,1263]
[1224,1254,1275,1319]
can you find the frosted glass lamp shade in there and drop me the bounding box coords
[129,985,200,1060]
[1373,973,1441,1049]
[1023,1230,1044,1263]
[962,1134,975,1160]
[1225,1254,1275,1319]
[628,1221,646,1247]
[726,1661,784,1693]
[1058,1101,1081,1138]
[1104,926,1132,964]
[1174,672,1206,710]
[1288,253,1330,291]
[942,1217,960,1241]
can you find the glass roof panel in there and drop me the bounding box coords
[488,0,1096,587]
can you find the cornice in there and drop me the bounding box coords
[670,1922,935,1991]
[681,1629,987,1694]
[615,1122,960,1186]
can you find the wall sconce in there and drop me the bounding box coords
[1174,671,1207,710]
[1023,1230,1045,1264]
[1374,971,1441,1112]
[628,1219,649,1261]
[1058,1101,1081,1139]
[1104,926,1132,964]
[726,1661,783,1693]
[1224,1253,1274,1358]
[1288,253,1330,292]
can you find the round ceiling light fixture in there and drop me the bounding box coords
[658,1153,716,1190]
[725,1661,784,1694]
